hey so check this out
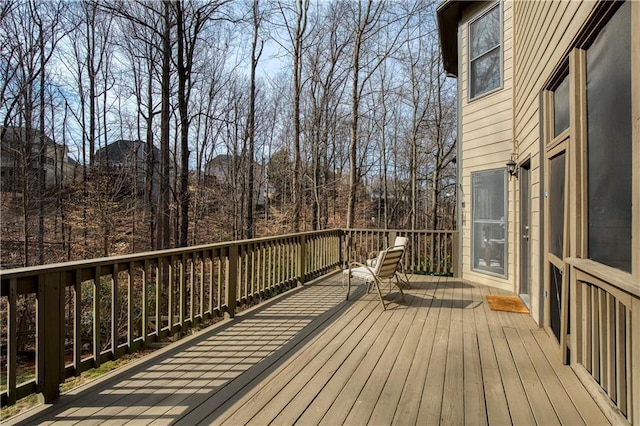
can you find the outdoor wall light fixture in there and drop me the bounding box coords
[506,156,518,179]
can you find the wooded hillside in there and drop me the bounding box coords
[0,0,456,268]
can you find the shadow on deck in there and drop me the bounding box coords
[7,273,609,425]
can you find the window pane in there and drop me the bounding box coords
[553,74,570,137]
[549,152,565,259]
[472,169,506,276]
[470,5,500,59]
[470,48,500,98]
[586,1,631,273]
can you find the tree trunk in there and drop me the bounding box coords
[176,1,190,248]
[246,0,262,239]
[291,0,308,232]
[156,0,172,250]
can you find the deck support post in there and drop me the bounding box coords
[225,244,238,319]
[37,272,64,403]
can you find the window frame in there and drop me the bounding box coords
[471,168,508,278]
[467,2,503,101]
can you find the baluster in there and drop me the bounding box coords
[616,301,628,416]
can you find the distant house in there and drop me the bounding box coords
[437,1,638,423]
[204,154,270,207]
[95,140,159,196]
[0,126,74,191]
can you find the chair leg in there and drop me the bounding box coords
[346,272,351,300]
[398,264,411,289]
[366,279,374,293]
[373,278,386,310]
[394,276,405,301]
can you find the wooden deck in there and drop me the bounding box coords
[7,273,610,425]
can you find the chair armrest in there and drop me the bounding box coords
[346,261,377,276]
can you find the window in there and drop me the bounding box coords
[472,169,507,277]
[586,1,632,273]
[469,3,502,99]
[553,74,570,137]
[548,152,566,259]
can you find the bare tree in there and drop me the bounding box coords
[0,0,65,266]
[305,1,350,230]
[274,0,310,232]
[173,0,229,247]
[244,0,264,239]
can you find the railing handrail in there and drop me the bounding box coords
[0,229,344,277]
[344,228,456,234]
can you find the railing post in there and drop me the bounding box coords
[452,232,460,278]
[93,267,101,368]
[225,244,238,319]
[298,234,307,287]
[344,230,352,267]
[111,264,119,358]
[337,230,343,267]
[179,254,187,335]
[141,260,149,348]
[37,272,64,403]
[7,278,17,405]
[389,230,397,248]
[73,271,82,375]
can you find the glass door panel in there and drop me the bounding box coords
[546,146,567,345]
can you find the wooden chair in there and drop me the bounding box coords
[344,246,406,310]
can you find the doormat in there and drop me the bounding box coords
[486,295,529,314]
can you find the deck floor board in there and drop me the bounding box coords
[7,274,609,426]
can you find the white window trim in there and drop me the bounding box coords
[467,1,504,102]
[471,168,508,278]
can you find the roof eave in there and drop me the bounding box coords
[436,0,463,77]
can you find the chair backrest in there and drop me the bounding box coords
[375,246,405,279]
[392,236,409,250]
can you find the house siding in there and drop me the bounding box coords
[458,0,514,291]
[513,0,598,324]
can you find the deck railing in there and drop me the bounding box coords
[0,228,457,406]
[343,229,458,276]
[567,258,639,425]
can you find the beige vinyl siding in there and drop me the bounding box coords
[459,1,515,290]
[513,1,599,323]
[464,107,512,132]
